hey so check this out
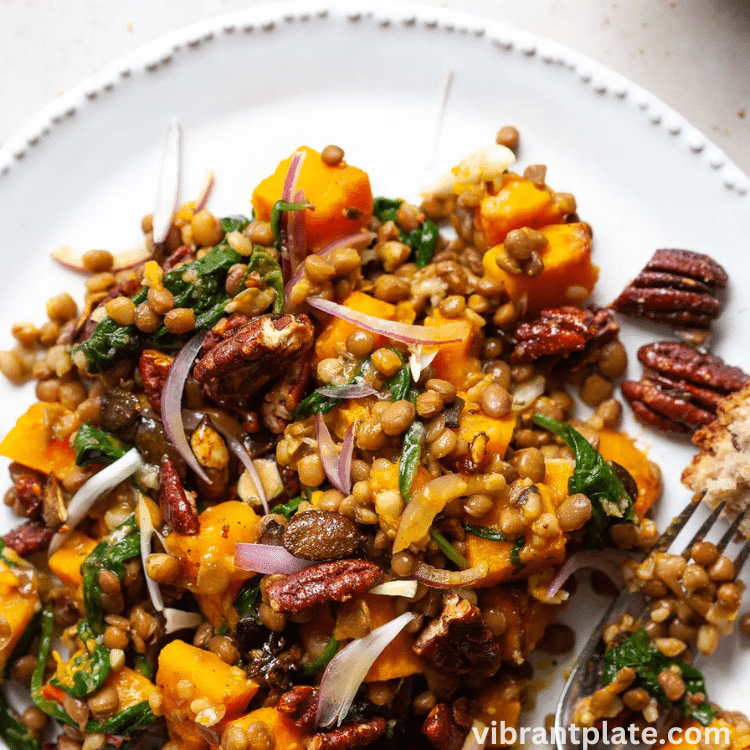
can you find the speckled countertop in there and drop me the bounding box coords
[1,0,748,172]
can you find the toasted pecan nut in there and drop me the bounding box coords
[413,592,501,677]
[510,307,596,363]
[611,249,727,329]
[621,380,715,434]
[159,458,200,535]
[3,519,55,555]
[162,244,195,271]
[422,704,465,750]
[138,349,174,414]
[194,313,314,432]
[8,463,46,516]
[311,718,386,750]
[267,559,383,614]
[638,342,749,393]
[277,686,318,733]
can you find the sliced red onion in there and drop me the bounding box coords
[212,422,268,514]
[316,612,414,727]
[462,719,489,750]
[138,493,164,612]
[163,608,204,635]
[284,231,375,306]
[368,580,418,598]
[337,426,355,496]
[279,151,306,282]
[315,414,347,495]
[511,374,545,411]
[307,297,464,346]
[409,345,438,382]
[546,549,633,598]
[50,243,152,273]
[315,383,379,399]
[413,560,488,589]
[193,170,215,213]
[48,448,144,554]
[290,187,308,271]
[152,119,182,244]
[234,543,311,575]
[161,331,211,485]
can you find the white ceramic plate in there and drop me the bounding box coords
[1,0,749,736]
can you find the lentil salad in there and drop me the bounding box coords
[0,130,745,750]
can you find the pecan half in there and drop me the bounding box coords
[162,244,195,271]
[159,458,200,535]
[277,686,318,733]
[413,592,501,677]
[8,463,46,516]
[621,342,749,435]
[311,718,386,750]
[510,307,619,372]
[194,313,314,433]
[138,349,174,414]
[611,249,727,329]
[422,704,466,750]
[3,520,55,555]
[267,560,383,614]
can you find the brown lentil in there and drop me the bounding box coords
[147,286,175,315]
[164,308,196,335]
[479,383,512,418]
[134,302,160,333]
[416,391,444,418]
[82,249,114,273]
[717,581,742,608]
[247,221,275,246]
[429,428,457,459]
[21,705,48,732]
[412,691,438,715]
[191,210,224,247]
[12,655,38,684]
[504,227,547,261]
[691,541,719,566]
[346,330,376,358]
[97,570,121,596]
[47,292,78,322]
[391,550,418,577]
[259,602,286,632]
[87,685,119,719]
[682,564,710,593]
[580,373,614,407]
[225,264,248,296]
[38,320,60,347]
[0,351,28,383]
[297,454,325,487]
[396,202,423,233]
[439,295,466,318]
[223,725,249,750]
[496,125,520,151]
[247,720,276,750]
[557,493,593,532]
[657,669,685,701]
[463,494,494,518]
[321,144,344,166]
[374,274,410,302]
[708,555,735,581]
[511,448,546,483]
[371,348,403,377]
[146,553,182,584]
[193,622,214,649]
[523,164,547,186]
[597,340,628,379]
[381,400,416,435]
[330,246,361,274]
[622,688,650,711]
[740,612,750,637]
[103,296,136,326]
[304,254,336,283]
[523,251,545,277]
[11,322,38,346]
[103,625,129,650]
[58,737,82,750]
[209,635,241,665]
[62,693,89,727]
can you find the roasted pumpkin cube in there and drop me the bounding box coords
[106,666,156,709]
[252,145,373,251]
[483,223,598,316]
[424,310,477,390]
[0,552,40,674]
[48,530,98,596]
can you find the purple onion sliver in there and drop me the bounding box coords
[213,422,269,514]
[315,383,379,399]
[315,413,347,494]
[160,330,212,485]
[338,426,355,496]
[152,119,182,244]
[280,151,306,282]
[290,187,308,273]
[546,549,632,598]
[234,543,311,575]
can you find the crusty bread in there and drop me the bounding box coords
[682,382,750,537]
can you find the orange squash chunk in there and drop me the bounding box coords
[314,292,396,362]
[0,402,77,480]
[251,145,373,251]
[106,667,156,709]
[0,551,40,674]
[483,223,598,316]
[424,310,476,389]
[48,530,97,596]
[221,707,308,750]
[463,483,566,586]
[597,428,662,518]
[479,173,564,247]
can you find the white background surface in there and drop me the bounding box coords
[1,0,749,174]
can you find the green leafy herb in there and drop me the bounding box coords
[462,524,506,542]
[220,215,251,233]
[510,536,526,570]
[533,414,635,548]
[604,627,716,726]
[32,608,75,726]
[0,688,41,750]
[386,351,411,403]
[81,516,141,633]
[234,579,261,616]
[293,359,369,420]
[300,633,339,677]
[430,530,469,570]
[87,701,156,736]
[399,421,425,503]
[73,423,130,467]
[272,496,305,521]
[134,654,154,681]
[246,248,284,313]
[75,245,243,371]
[270,199,313,248]
[373,197,402,224]
[50,619,111,698]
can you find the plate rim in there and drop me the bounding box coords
[0,0,748,198]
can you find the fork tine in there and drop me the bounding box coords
[734,533,750,574]
[716,504,750,553]
[651,493,703,553]
[680,500,726,557]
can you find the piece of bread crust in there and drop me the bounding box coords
[682,381,750,537]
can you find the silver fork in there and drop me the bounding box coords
[554,497,750,750]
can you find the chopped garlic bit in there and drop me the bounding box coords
[420,144,516,197]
